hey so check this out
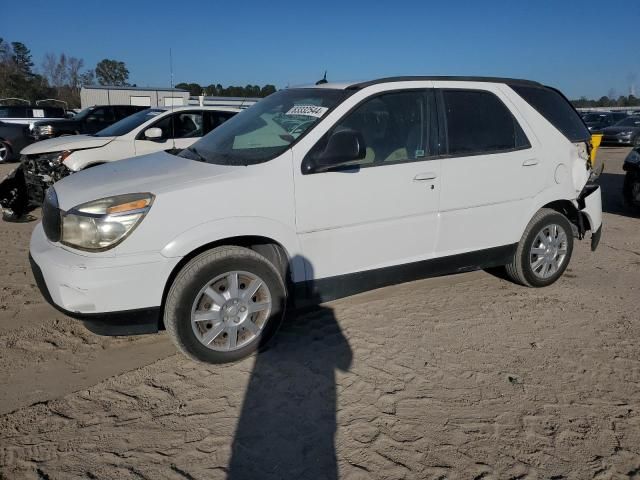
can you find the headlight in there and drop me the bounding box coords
[618,131,633,137]
[35,125,54,136]
[38,150,72,166]
[60,193,154,251]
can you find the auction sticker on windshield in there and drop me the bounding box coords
[286,105,329,118]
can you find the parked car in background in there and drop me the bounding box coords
[28,76,602,364]
[623,146,640,209]
[30,105,148,140]
[582,112,628,133]
[0,106,239,215]
[601,116,640,146]
[0,105,67,128]
[0,121,32,163]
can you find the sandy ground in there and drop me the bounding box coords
[0,147,639,479]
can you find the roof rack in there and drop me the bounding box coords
[0,97,30,106]
[35,99,68,109]
[347,76,543,90]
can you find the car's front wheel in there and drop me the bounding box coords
[164,246,286,363]
[0,141,11,163]
[623,172,640,209]
[505,208,574,287]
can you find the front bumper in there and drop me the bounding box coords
[29,223,181,335]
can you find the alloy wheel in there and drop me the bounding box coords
[190,270,272,351]
[529,223,569,279]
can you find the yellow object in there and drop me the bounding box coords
[107,198,152,214]
[590,133,603,168]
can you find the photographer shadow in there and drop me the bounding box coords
[228,258,352,479]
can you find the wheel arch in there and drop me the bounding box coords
[540,199,586,237]
[158,235,293,330]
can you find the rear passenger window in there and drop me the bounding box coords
[441,90,530,156]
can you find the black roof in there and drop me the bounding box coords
[348,76,543,90]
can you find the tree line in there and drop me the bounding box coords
[0,39,276,110]
[0,39,131,108]
[2,38,638,108]
[572,95,640,108]
[174,82,276,98]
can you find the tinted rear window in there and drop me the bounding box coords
[0,106,27,118]
[0,106,65,118]
[511,85,590,142]
[442,89,530,156]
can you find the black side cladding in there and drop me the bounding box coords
[510,85,591,143]
[41,188,61,242]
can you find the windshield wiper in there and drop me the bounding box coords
[186,146,207,162]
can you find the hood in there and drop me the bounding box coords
[53,151,240,210]
[21,135,116,155]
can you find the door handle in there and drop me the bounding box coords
[413,172,437,181]
[522,159,539,166]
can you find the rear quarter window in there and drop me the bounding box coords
[510,85,590,143]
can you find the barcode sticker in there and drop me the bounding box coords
[285,105,328,118]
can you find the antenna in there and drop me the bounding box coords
[315,71,328,85]
[169,47,176,150]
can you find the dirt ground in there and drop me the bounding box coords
[0,147,639,479]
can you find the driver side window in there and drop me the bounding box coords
[309,90,436,169]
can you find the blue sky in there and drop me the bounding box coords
[5,0,639,98]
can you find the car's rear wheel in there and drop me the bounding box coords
[164,246,286,363]
[505,208,574,287]
[0,141,11,163]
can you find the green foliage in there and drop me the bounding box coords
[95,59,129,86]
[572,95,640,108]
[10,42,34,76]
[177,82,277,98]
[0,39,102,108]
[0,39,54,103]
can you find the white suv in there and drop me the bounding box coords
[30,77,603,363]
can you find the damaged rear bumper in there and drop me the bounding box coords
[576,183,603,251]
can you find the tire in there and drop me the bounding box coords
[505,208,574,287]
[623,172,640,209]
[164,246,286,363]
[0,141,11,163]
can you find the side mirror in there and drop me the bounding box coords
[303,129,366,174]
[144,127,163,140]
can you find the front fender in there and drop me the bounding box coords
[159,217,306,283]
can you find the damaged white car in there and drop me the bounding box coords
[0,106,239,216]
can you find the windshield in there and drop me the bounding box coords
[615,116,640,127]
[179,88,350,165]
[94,108,164,137]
